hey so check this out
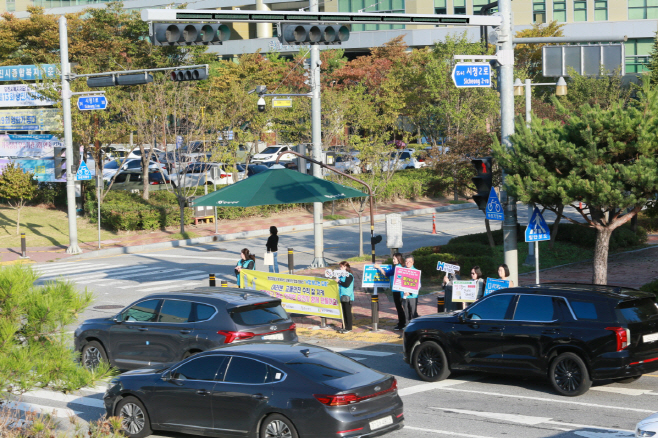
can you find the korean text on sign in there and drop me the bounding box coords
[392,267,421,295]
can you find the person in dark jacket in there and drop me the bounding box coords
[266,226,279,273]
[337,261,355,334]
[235,248,256,287]
[374,252,406,330]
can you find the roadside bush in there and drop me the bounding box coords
[438,242,495,258]
[640,279,658,299]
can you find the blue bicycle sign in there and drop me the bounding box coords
[485,187,503,221]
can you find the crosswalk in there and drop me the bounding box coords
[33,262,221,293]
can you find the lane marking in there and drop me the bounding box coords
[117,271,207,289]
[37,264,115,277]
[136,275,209,292]
[82,268,185,284]
[398,376,485,397]
[35,262,97,272]
[133,254,238,261]
[2,401,82,418]
[405,425,495,438]
[590,386,653,396]
[572,432,634,438]
[66,265,163,280]
[23,390,105,409]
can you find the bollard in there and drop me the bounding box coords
[431,213,437,234]
[444,286,454,312]
[320,317,327,328]
[209,273,216,287]
[20,233,27,259]
[221,280,228,287]
[371,294,379,331]
[437,294,445,313]
[288,248,294,274]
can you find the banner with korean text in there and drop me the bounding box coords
[0,108,61,131]
[392,267,421,294]
[452,280,479,302]
[0,84,56,107]
[240,270,343,323]
[0,134,61,158]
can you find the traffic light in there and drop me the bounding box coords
[87,73,154,88]
[151,23,230,46]
[278,24,349,45]
[371,235,382,246]
[72,145,81,175]
[471,157,493,211]
[54,146,65,179]
[170,68,208,82]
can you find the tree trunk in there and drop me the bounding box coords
[484,219,495,248]
[178,198,186,234]
[142,156,150,200]
[16,206,20,235]
[592,227,613,285]
[358,214,364,257]
[549,204,564,250]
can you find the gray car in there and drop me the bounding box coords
[74,288,298,370]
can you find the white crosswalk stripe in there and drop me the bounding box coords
[136,274,210,292]
[37,264,115,277]
[34,262,97,273]
[41,265,155,282]
[116,271,208,289]
[76,267,184,284]
[22,390,105,409]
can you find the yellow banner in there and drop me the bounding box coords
[241,270,343,322]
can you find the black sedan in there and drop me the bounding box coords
[105,343,404,438]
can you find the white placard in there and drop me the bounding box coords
[452,280,478,302]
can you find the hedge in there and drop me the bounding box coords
[640,279,658,299]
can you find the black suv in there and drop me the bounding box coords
[403,284,658,396]
[75,288,297,370]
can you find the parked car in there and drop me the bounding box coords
[252,145,295,163]
[108,169,172,192]
[636,412,658,437]
[237,163,271,180]
[74,289,297,371]
[102,158,166,181]
[382,149,425,172]
[334,152,362,174]
[403,283,658,396]
[169,162,232,187]
[104,342,404,438]
[127,147,165,160]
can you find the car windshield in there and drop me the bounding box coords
[104,161,120,170]
[185,164,208,174]
[260,147,281,154]
[617,298,658,323]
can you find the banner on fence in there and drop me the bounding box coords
[452,280,479,302]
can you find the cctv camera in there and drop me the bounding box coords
[257,96,266,113]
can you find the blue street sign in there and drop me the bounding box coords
[451,62,492,88]
[485,187,504,221]
[0,64,58,82]
[76,160,92,181]
[525,207,551,242]
[77,95,107,111]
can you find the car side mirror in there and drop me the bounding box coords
[458,313,465,323]
[161,371,171,381]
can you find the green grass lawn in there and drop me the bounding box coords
[0,206,119,248]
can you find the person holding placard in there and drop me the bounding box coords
[442,261,461,311]
[235,248,256,287]
[375,252,406,331]
[337,261,355,334]
[498,263,515,287]
[403,256,420,323]
[470,266,486,300]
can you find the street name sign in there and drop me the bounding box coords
[76,160,92,181]
[77,95,107,111]
[485,187,503,221]
[452,63,492,88]
[525,207,551,242]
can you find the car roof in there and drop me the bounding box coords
[202,342,334,362]
[144,288,278,306]
[490,283,651,302]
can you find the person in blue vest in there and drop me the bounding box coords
[337,261,355,334]
[374,252,406,331]
[403,256,420,324]
[234,248,256,287]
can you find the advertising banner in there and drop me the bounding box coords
[361,264,393,288]
[240,270,343,322]
[452,280,479,302]
[0,108,61,131]
[0,84,56,107]
[484,278,510,296]
[392,267,421,294]
[0,134,61,157]
[0,158,94,183]
[0,64,58,82]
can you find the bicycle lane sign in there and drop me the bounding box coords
[485,187,504,221]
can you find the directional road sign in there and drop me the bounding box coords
[485,187,503,221]
[76,160,92,181]
[77,95,107,111]
[452,63,492,88]
[525,207,550,242]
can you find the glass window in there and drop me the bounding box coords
[553,1,566,22]
[104,161,120,170]
[454,0,466,14]
[115,173,128,183]
[569,300,616,322]
[625,38,653,73]
[466,294,514,320]
[121,299,160,322]
[617,299,658,323]
[338,0,405,30]
[230,303,289,326]
[513,295,557,322]
[473,0,497,13]
[574,0,587,21]
[595,0,608,20]
[126,160,141,169]
[129,173,141,182]
[224,357,270,384]
[172,356,228,381]
[629,0,658,19]
[434,0,446,14]
[285,352,363,381]
[533,0,546,23]
[159,300,193,323]
[194,303,216,322]
[570,301,597,319]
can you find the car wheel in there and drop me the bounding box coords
[260,414,299,438]
[81,340,108,370]
[617,375,642,384]
[116,396,152,438]
[412,341,450,382]
[549,352,592,396]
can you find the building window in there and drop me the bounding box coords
[454,0,466,14]
[629,0,658,19]
[595,0,608,20]
[6,0,15,11]
[473,0,497,14]
[533,0,546,23]
[625,38,653,73]
[339,0,405,31]
[553,1,566,22]
[434,0,446,14]
[574,0,587,21]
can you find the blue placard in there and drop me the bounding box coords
[0,64,58,82]
[451,63,492,88]
[76,160,92,181]
[525,207,551,242]
[362,264,393,288]
[485,187,504,221]
[484,278,510,296]
[77,95,107,111]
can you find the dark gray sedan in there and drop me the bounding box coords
[104,343,404,438]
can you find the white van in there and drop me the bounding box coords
[252,145,295,163]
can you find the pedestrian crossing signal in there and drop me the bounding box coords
[471,157,493,211]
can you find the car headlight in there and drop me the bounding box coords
[638,429,657,437]
[106,378,120,394]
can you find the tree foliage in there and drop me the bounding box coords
[0,163,37,235]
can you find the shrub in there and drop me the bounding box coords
[439,242,495,258]
[414,252,498,280]
[640,279,658,299]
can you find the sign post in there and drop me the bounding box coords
[525,207,551,284]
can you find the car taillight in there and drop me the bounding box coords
[289,323,296,331]
[314,379,397,406]
[149,181,160,185]
[217,330,254,344]
[220,174,228,178]
[606,327,630,351]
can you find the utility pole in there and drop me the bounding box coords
[309,0,326,268]
[497,0,517,286]
[59,16,82,254]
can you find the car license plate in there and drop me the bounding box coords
[262,333,284,341]
[643,333,658,343]
[369,416,393,431]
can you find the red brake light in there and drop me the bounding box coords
[220,174,228,178]
[289,323,296,331]
[217,330,254,344]
[314,379,397,406]
[606,327,630,351]
[149,181,160,185]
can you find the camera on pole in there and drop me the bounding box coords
[151,23,231,46]
[257,96,266,112]
[170,68,208,82]
[278,23,350,45]
[471,157,493,211]
[87,73,154,88]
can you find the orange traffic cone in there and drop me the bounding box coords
[432,213,437,234]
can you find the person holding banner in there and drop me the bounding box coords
[442,261,461,311]
[498,263,515,287]
[235,248,256,287]
[470,265,486,301]
[337,261,354,334]
[374,252,406,331]
[403,256,420,323]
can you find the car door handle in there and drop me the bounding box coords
[136,327,149,332]
[488,327,503,332]
[180,329,192,334]
[542,329,560,334]
[197,389,209,396]
[252,394,269,400]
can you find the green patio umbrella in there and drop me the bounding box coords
[191,168,367,207]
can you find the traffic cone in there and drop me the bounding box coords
[432,213,437,234]
[579,201,582,210]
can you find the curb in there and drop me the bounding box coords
[67,202,476,261]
